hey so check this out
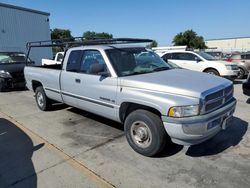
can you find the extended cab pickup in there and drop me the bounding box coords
[24,38,237,156]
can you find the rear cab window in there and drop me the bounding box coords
[66,50,83,72]
[66,50,108,75]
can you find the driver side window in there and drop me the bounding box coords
[79,50,107,75]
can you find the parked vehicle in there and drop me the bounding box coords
[243,74,250,96]
[0,52,31,91]
[42,52,64,65]
[25,38,236,156]
[205,51,224,59]
[227,52,250,79]
[155,50,239,80]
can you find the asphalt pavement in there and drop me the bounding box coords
[0,81,249,188]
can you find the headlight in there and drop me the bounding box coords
[225,65,233,70]
[0,70,11,77]
[168,105,199,118]
[225,65,238,70]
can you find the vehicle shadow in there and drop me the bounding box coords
[48,102,69,111]
[186,117,248,157]
[0,118,43,187]
[1,87,28,92]
[67,107,124,131]
[156,142,184,158]
[233,80,244,85]
[246,98,250,104]
[68,107,183,157]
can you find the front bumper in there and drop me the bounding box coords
[0,77,26,89]
[162,98,237,146]
[222,70,239,80]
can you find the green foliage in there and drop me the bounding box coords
[172,30,207,49]
[147,40,158,48]
[51,28,73,40]
[50,28,74,54]
[83,31,113,40]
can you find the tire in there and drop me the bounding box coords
[237,67,245,79]
[0,78,5,92]
[35,86,51,111]
[204,69,220,76]
[124,109,168,157]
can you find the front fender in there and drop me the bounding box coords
[117,86,200,116]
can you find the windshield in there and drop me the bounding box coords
[0,52,28,64]
[105,47,172,76]
[197,52,216,61]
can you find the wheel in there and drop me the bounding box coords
[124,109,168,156]
[204,69,220,76]
[237,67,245,79]
[0,78,5,92]
[35,86,51,111]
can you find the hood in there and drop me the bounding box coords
[120,69,232,98]
[0,63,25,73]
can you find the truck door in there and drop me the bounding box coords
[60,49,118,121]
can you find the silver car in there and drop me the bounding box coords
[227,53,250,79]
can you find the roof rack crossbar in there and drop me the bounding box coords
[26,37,153,49]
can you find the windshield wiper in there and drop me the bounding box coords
[153,67,170,72]
[126,71,151,76]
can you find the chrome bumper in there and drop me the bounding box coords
[162,98,236,146]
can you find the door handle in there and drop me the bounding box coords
[75,78,81,83]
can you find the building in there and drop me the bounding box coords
[205,37,250,53]
[0,3,52,63]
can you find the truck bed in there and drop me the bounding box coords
[27,64,62,70]
[24,65,63,102]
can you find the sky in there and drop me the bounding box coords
[1,0,250,46]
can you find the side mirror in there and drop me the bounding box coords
[98,71,110,77]
[195,57,202,63]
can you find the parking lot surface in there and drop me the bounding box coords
[0,81,250,188]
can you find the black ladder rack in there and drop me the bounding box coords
[25,37,153,65]
[26,37,153,49]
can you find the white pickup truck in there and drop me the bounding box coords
[154,49,239,79]
[24,38,236,156]
[42,52,64,65]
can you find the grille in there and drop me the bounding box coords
[231,65,239,70]
[203,84,233,113]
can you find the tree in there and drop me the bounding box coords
[50,28,74,54]
[83,31,113,40]
[147,40,158,48]
[172,30,206,49]
[51,28,73,40]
